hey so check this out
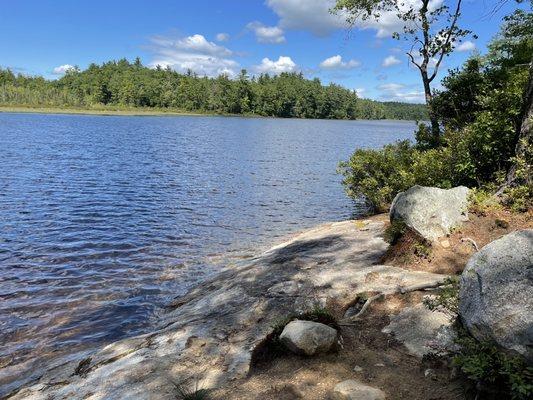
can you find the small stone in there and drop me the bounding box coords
[440,239,450,248]
[353,365,363,372]
[331,380,386,400]
[374,363,385,367]
[279,320,337,356]
[424,368,437,380]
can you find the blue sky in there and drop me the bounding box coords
[0,0,524,102]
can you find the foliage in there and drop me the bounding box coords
[338,138,459,211]
[339,7,532,210]
[413,242,432,259]
[383,219,408,244]
[502,137,533,212]
[0,63,427,120]
[453,326,533,400]
[423,276,459,315]
[468,188,503,214]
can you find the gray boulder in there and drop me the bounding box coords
[279,320,337,356]
[390,185,470,241]
[331,380,386,400]
[459,230,533,363]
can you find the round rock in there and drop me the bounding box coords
[459,229,533,363]
[331,380,386,400]
[279,320,337,356]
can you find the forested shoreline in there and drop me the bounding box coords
[0,60,427,120]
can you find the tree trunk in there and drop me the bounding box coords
[422,71,440,146]
[497,57,533,194]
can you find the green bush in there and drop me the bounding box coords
[338,138,457,211]
[423,276,459,315]
[453,327,533,400]
[338,140,416,212]
[383,219,408,244]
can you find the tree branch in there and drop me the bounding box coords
[429,0,463,83]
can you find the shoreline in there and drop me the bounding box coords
[0,105,216,117]
[6,215,451,399]
[0,106,422,122]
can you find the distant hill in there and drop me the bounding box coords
[0,59,427,121]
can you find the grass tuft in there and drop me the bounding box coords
[170,380,211,400]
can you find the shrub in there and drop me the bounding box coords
[413,242,432,259]
[338,138,457,211]
[468,188,502,214]
[423,276,459,316]
[503,137,533,212]
[339,122,531,212]
[453,327,533,400]
[338,140,417,212]
[383,219,408,244]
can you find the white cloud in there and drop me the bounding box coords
[355,87,366,97]
[456,40,476,52]
[382,55,401,67]
[319,55,361,70]
[378,82,425,103]
[266,0,346,37]
[266,0,443,38]
[52,64,75,75]
[254,56,297,75]
[247,22,286,44]
[216,32,230,42]
[149,34,239,77]
[379,83,405,92]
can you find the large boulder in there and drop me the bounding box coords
[331,380,386,400]
[459,230,533,363]
[279,320,337,356]
[390,185,469,242]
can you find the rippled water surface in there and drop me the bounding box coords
[0,113,415,393]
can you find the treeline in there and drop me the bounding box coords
[0,60,427,120]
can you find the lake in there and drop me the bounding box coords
[0,113,415,394]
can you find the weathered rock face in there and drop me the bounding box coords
[331,379,386,400]
[8,219,450,400]
[279,320,337,356]
[382,303,455,358]
[459,229,533,363]
[390,185,470,241]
